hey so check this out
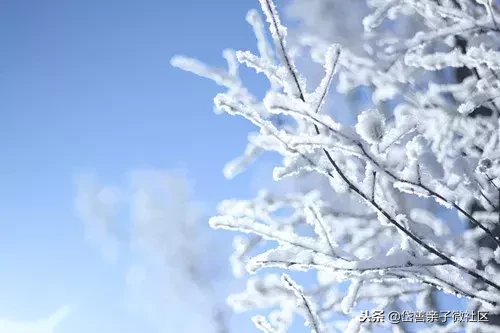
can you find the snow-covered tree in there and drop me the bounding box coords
[172,0,500,332]
[75,170,229,332]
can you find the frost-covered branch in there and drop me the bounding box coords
[172,0,500,331]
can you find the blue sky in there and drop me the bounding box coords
[0,0,278,332]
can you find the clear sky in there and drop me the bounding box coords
[0,0,278,332]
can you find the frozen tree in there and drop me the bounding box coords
[75,170,229,333]
[172,0,500,332]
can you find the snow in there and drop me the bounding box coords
[355,109,387,145]
[172,0,500,331]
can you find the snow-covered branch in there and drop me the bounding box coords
[173,0,500,331]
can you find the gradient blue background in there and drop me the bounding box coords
[0,0,272,331]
